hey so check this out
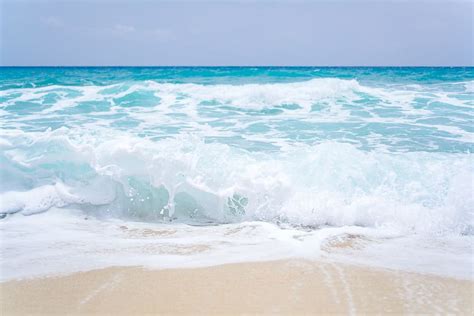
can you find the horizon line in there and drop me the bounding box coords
[1,65,473,68]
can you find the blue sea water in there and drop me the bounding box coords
[1,67,473,228]
[1,67,473,152]
[0,67,473,280]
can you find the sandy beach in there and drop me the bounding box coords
[2,0,473,314]
[1,260,472,315]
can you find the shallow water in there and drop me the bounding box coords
[0,67,473,280]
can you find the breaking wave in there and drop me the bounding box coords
[1,128,472,235]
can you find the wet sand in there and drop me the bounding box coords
[1,260,472,315]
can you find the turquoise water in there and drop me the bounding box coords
[0,67,473,234]
[1,67,473,153]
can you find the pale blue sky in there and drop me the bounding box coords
[1,0,473,66]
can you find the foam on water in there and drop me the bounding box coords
[0,67,473,280]
[1,77,473,152]
[1,128,472,235]
[1,208,472,281]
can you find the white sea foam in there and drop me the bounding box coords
[0,79,471,114]
[1,208,472,281]
[1,78,472,149]
[1,76,473,281]
[1,129,472,236]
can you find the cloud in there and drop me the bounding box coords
[109,25,173,41]
[113,24,135,33]
[41,16,63,28]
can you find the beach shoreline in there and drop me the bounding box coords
[1,259,472,315]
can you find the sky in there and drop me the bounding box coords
[0,0,473,66]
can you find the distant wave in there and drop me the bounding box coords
[1,78,473,153]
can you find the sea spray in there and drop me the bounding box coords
[1,129,472,235]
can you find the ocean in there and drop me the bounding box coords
[0,67,473,280]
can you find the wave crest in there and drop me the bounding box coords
[1,128,472,235]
